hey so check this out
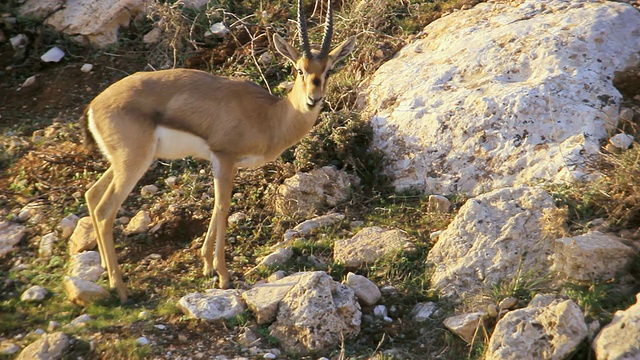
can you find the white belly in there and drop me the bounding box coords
[155,126,212,160]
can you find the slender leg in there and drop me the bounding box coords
[85,167,114,269]
[201,156,236,289]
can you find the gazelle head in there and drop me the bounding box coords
[273,0,356,109]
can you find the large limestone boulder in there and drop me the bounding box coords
[275,166,359,217]
[552,231,635,282]
[363,0,640,195]
[0,221,26,258]
[487,294,587,360]
[593,293,640,360]
[334,226,416,268]
[268,271,361,355]
[426,186,555,298]
[19,0,146,47]
[16,332,68,360]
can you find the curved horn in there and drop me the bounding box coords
[319,0,333,57]
[298,0,312,58]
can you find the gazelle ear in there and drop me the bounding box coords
[273,34,300,64]
[328,36,356,65]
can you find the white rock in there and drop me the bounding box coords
[15,332,68,360]
[68,251,105,282]
[593,292,640,360]
[80,63,93,72]
[243,272,304,325]
[487,295,587,360]
[41,0,146,47]
[552,231,635,281]
[268,271,361,355]
[124,210,151,235]
[178,289,245,320]
[58,214,79,238]
[63,276,109,306]
[143,27,162,44]
[40,46,65,62]
[21,75,36,88]
[228,211,247,225]
[334,226,416,268]
[0,341,21,355]
[411,302,438,322]
[208,22,229,38]
[0,221,26,258]
[444,312,487,343]
[9,34,28,50]
[609,133,634,150]
[164,176,178,186]
[70,313,91,327]
[344,272,381,306]
[293,213,345,235]
[17,207,33,221]
[263,353,276,359]
[136,337,149,346]
[257,247,293,267]
[20,285,48,302]
[373,304,388,318]
[427,186,555,299]
[69,216,97,254]
[140,184,158,195]
[364,0,640,195]
[428,195,451,213]
[38,232,56,258]
[275,166,359,217]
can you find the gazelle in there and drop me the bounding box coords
[81,0,355,303]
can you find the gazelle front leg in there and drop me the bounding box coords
[201,156,236,289]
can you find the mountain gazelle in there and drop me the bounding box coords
[82,0,355,303]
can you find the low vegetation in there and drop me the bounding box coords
[1,0,638,359]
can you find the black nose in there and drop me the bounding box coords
[307,97,322,107]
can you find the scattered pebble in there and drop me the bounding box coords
[21,75,36,88]
[80,63,93,73]
[136,336,149,346]
[40,46,65,62]
[20,285,48,302]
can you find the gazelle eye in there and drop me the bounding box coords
[297,69,303,76]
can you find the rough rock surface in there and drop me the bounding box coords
[16,331,68,360]
[443,312,487,343]
[363,0,640,195]
[20,285,48,302]
[19,0,147,47]
[68,251,105,282]
[268,271,361,355]
[242,272,305,325]
[427,186,555,298]
[344,272,381,306]
[275,166,359,217]
[178,289,245,321]
[63,276,110,306]
[552,231,635,281]
[0,221,26,257]
[124,210,151,235]
[487,295,587,360]
[334,226,416,268]
[593,293,640,360]
[69,217,97,254]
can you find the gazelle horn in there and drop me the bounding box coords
[319,0,333,57]
[297,0,312,58]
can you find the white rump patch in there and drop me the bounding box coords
[87,108,113,163]
[155,126,212,161]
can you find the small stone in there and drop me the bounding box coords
[619,107,635,122]
[63,276,110,306]
[258,52,273,66]
[374,305,388,318]
[9,34,28,50]
[0,341,21,355]
[70,314,91,327]
[164,176,178,186]
[487,303,498,317]
[228,212,248,225]
[178,334,188,342]
[21,75,36,88]
[268,270,287,282]
[411,302,438,322]
[69,217,97,254]
[124,210,151,235]
[444,312,487,343]
[609,133,634,149]
[0,222,27,258]
[20,285,48,302]
[58,214,80,239]
[17,207,32,221]
[178,289,245,320]
[143,27,162,43]
[38,232,56,258]
[498,297,518,311]
[80,63,93,73]
[47,321,59,332]
[264,353,277,359]
[15,332,68,360]
[344,272,381,306]
[208,22,229,38]
[154,324,166,330]
[40,46,65,62]
[257,247,292,267]
[428,194,452,213]
[141,184,159,195]
[136,337,149,346]
[139,311,150,319]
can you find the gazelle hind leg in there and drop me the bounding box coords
[90,154,155,303]
[85,167,114,269]
[201,156,236,289]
